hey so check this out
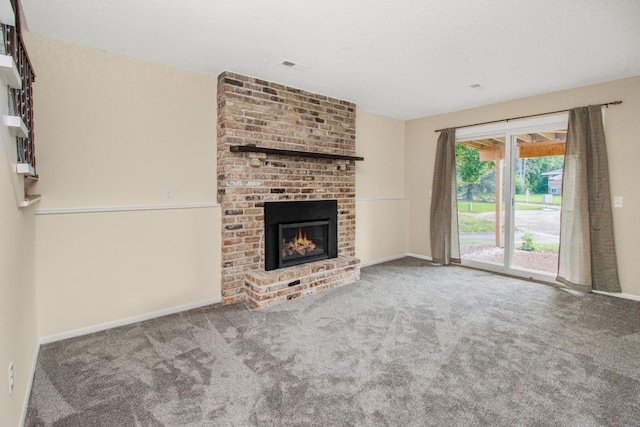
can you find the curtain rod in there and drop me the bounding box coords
[434,100,622,133]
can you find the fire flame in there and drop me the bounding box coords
[283,227,318,258]
[295,228,312,247]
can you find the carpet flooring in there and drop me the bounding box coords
[25,257,640,426]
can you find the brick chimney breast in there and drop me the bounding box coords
[217,72,359,306]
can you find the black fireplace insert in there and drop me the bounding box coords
[264,200,338,271]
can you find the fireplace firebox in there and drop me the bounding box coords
[264,200,338,271]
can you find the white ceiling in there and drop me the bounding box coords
[20,0,640,120]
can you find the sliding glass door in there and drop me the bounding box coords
[455,114,568,281]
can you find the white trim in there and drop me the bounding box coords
[503,133,515,270]
[593,290,640,302]
[361,253,433,267]
[35,202,220,215]
[355,196,408,202]
[39,297,222,344]
[19,342,40,427]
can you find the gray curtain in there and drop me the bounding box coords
[430,128,460,265]
[557,105,620,292]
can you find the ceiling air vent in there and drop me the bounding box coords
[281,60,309,71]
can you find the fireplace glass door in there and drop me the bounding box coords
[279,220,329,268]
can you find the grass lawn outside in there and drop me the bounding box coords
[457,201,499,213]
[457,200,546,213]
[458,214,496,233]
[515,193,562,206]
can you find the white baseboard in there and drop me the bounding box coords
[39,297,222,345]
[362,253,433,267]
[20,342,40,427]
[593,290,640,302]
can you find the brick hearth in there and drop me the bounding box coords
[217,71,361,306]
[245,256,361,308]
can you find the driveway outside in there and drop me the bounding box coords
[460,208,560,246]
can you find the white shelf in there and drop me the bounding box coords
[0,54,21,89]
[16,162,35,176]
[19,194,41,208]
[0,1,16,27]
[3,115,28,138]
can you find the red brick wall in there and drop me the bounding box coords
[217,71,357,304]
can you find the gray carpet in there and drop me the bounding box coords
[25,257,640,426]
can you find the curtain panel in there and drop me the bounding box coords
[430,128,460,265]
[557,105,620,292]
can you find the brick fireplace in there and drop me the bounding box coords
[217,71,361,307]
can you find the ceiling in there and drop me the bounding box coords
[20,0,640,120]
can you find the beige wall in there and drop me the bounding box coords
[0,84,38,425]
[405,76,640,297]
[23,33,222,338]
[355,111,408,265]
[24,34,218,207]
[36,208,220,337]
